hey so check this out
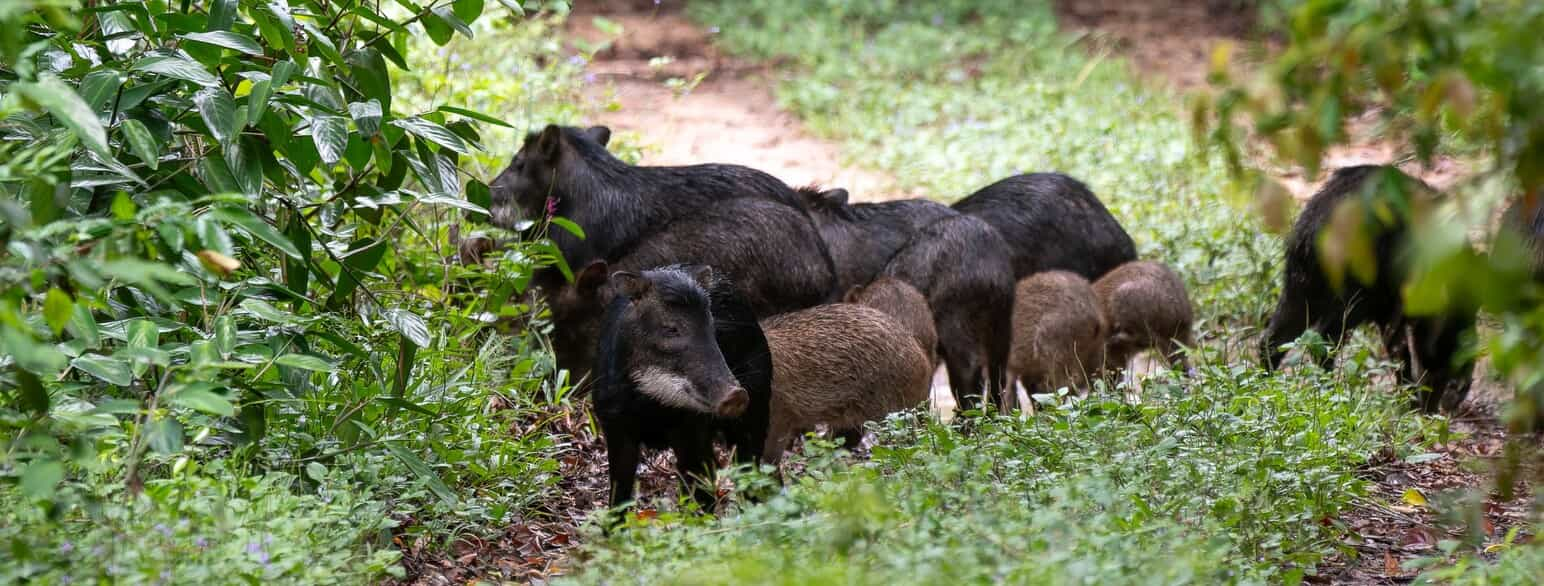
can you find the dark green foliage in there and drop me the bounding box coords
[0,1,575,581]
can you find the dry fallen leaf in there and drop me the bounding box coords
[197,249,241,276]
[1383,551,1401,576]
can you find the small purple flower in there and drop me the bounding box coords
[708,26,720,34]
[59,541,74,554]
[584,72,597,85]
[258,551,270,565]
[544,197,558,219]
[160,570,172,583]
[932,14,945,26]
[567,55,587,67]
[246,541,263,555]
[194,536,209,549]
[155,523,172,538]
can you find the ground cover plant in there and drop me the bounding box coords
[0,1,587,582]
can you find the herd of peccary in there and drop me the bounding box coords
[482,124,1542,511]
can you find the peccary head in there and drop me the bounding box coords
[584,265,746,418]
[487,124,613,229]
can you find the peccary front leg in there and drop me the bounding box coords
[604,424,641,509]
[669,427,719,512]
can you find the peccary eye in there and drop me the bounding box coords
[661,325,682,338]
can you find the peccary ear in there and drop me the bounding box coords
[684,265,714,289]
[821,188,850,206]
[533,124,564,162]
[613,271,651,301]
[576,261,609,291]
[583,125,612,147]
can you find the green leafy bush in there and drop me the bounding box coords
[1,0,581,580]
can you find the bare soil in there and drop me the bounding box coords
[565,1,908,202]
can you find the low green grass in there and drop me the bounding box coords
[566,1,1443,583]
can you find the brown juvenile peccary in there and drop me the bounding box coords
[1008,271,1107,409]
[1092,260,1195,372]
[761,304,933,466]
[844,277,938,367]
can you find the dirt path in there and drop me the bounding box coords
[1053,0,1467,199]
[566,1,908,202]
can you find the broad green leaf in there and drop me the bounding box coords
[246,78,274,126]
[78,69,126,111]
[463,179,491,223]
[132,56,220,87]
[210,205,303,259]
[384,308,431,347]
[226,136,264,195]
[67,303,100,347]
[437,105,513,128]
[271,59,298,88]
[127,319,158,350]
[392,117,470,153]
[197,215,235,256]
[327,239,386,307]
[43,288,73,335]
[421,10,454,45]
[349,100,383,137]
[20,460,65,500]
[13,368,49,414]
[430,5,474,38]
[347,48,392,111]
[214,315,236,357]
[239,298,300,324]
[72,353,133,386]
[453,0,485,24]
[13,76,111,158]
[170,383,236,416]
[306,462,328,482]
[312,113,348,166]
[417,194,488,215]
[148,417,185,455]
[181,31,264,56]
[261,1,298,51]
[550,217,586,239]
[120,119,160,170]
[195,87,241,145]
[275,353,336,372]
[207,0,239,30]
[386,444,457,505]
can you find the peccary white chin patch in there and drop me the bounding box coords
[632,367,710,413]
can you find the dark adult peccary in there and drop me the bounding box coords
[796,187,957,292]
[799,187,1014,411]
[952,173,1137,280]
[1009,271,1108,408]
[760,304,932,466]
[1260,165,1476,412]
[487,124,810,271]
[845,277,938,367]
[590,266,772,510]
[1092,260,1195,371]
[539,197,838,382]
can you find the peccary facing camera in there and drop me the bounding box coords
[486,124,810,272]
[1261,165,1476,412]
[590,266,772,509]
[539,197,837,383]
[845,277,938,367]
[1009,271,1108,407]
[1092,260,1195,370]
[952,173,1137,280]
[759,304,933,466]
